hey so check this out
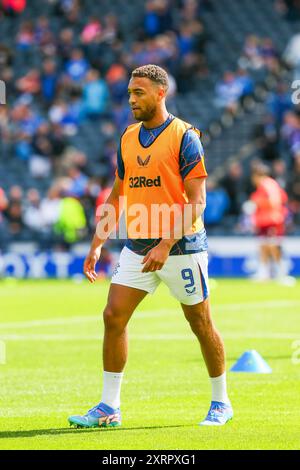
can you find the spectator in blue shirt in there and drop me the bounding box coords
[215,71,243,114]
[235,68,254,98]
[41,59,58,104]
[267,82,293,126]
[65,48,90,83]
[82,69,109,119]
[67,166,89,198]
[204,179,230,226]
[143,0,173,38]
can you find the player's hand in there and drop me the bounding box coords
[83,248,101,283]
[141,242,171,273]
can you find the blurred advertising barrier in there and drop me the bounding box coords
[0,237,299,278]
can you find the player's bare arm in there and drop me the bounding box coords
[141,177,206,273]
[84,176,123,283]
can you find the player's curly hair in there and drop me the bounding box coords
[131,64,169,91]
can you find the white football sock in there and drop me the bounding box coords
[273,259,287,279]
[210,372,230,404]
[101,371,124,409]
[257,261,270,279]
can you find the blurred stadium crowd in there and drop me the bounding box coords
[0,0,300,250]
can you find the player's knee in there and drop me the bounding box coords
[103,305,126,333]
[185,304,214,336]
[189,315,213,336]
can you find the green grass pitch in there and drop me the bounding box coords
[0,278,300,450]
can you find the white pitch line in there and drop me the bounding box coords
[0,300,300,331]
[0,332,298,341]
[0,315,100,329]
[215,300,300,311]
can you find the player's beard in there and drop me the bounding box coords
[134,103,157,123]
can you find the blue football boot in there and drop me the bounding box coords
[68,402,121,428]
[199,401,233,426]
